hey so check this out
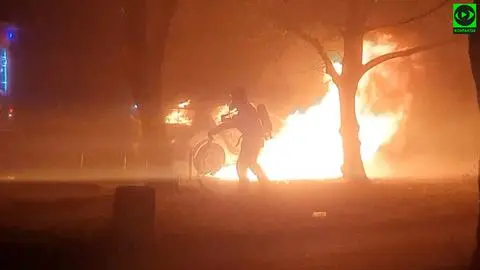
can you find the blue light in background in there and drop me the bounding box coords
[5,27,15,41]
[0,48,7,96]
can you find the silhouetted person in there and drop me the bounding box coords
[208,88,270,188]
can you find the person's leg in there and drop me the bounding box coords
[236,160,249,184]
[249,162,269,183]
[236,161,249,192]
[244,140,269,183]
[236,144,250,192]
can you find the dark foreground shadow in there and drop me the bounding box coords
[0,179,476,270]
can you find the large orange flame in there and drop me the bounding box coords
[214,37,406,181]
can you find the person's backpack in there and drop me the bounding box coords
[256,104,273,140]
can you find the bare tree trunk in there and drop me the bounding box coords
[338,78,367,181]
[339,3,368,181]
[124,0,148,162]
[469,0,480,266]
[125,0,177,167]
[144,0,177,167]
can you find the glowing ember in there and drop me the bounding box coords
[165,100,193,125]
[214,37,406,181]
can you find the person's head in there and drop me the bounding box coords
[229,87,248,111]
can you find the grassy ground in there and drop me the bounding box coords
[0,178,477,270]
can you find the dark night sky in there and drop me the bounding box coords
[6,0,128,109]
[1,0,477,121]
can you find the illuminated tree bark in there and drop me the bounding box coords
[469,1,480,268]
[338,5,368,179]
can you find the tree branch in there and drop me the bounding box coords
[362,39,457,75]
[287,28,342,85]
[366,0,450,32]
[249,2,343,84]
